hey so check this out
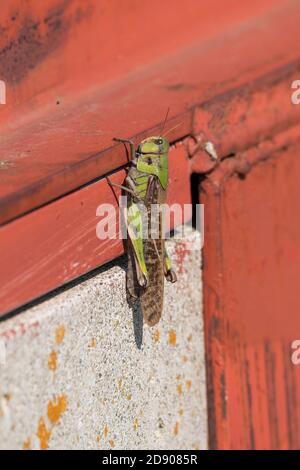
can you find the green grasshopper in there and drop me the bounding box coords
[109,134,177,326]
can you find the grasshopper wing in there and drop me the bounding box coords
[140,177,165,327]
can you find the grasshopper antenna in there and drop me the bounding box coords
[160,108,170,136]
[162,121,183,138]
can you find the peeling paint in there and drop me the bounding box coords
[55,325,65,345]
[168,330,177,346]
[186,380,192,390]
[37,417,51,450]
[109,439,115,448]
[22,437,31,450]
[153,330,160,342]
[103,424,109,438]
[47,394,67,424]
[133,418,139,431]
[173,422,180,436]
[48,350,57,371]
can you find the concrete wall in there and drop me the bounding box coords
[0,229,207,450]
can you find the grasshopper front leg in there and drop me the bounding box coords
[113,137,136,162]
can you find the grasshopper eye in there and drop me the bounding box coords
[155,139,163,145]
[147,157,153,164]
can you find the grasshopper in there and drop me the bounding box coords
[109,134,177,327]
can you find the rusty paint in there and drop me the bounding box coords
[168,330,177,346]
[118,378,123,389]
[133,418,139,431]
[173,422,180,436]
[37,417,51,450]
[47,394,67,424]
[48,350,57,371]
[153,330,160,342]
[55,325,65,344]
[4,393,12,402]
[22,437,31,450]
[89,337,96,348]
[186,380,192,390]
[103,424,109,438]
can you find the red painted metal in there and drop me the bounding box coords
[0,0,298,225]
[202,132,300,449]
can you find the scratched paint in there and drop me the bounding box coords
[0,231,207,450]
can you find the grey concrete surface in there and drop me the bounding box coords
[0,229,207,450]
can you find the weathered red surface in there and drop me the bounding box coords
[202,132,300,449]
[0,0,298,224]
[1,0,300,450]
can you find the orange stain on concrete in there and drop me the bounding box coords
[127,394,132,401]
[89,337,97,348]
[103,424,109,438]
[118,378,123,389]
[182,355,188,363]
[109,439,115,448]
[176,374,182,380]
[47,395,67,424]
[96,435,101,443]
[177,384,183,395]
[187,333,193,342]
[186,380,192,390]
[48,350,57,371]
[22,437,31,450]
[179,408,184,416]
[173,422,180,436]
[55,325,65,344]
[168,329,177,346]
[37,417,51,450]
[133,418,139,431]
[153,330,160,342]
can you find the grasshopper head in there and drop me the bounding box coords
[136,136,169,190]
[138,136,169,155]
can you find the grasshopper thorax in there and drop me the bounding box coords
[136,136,169,190]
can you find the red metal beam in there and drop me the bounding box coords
[0,1,299,225]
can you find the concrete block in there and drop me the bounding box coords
[0,229,207,450]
